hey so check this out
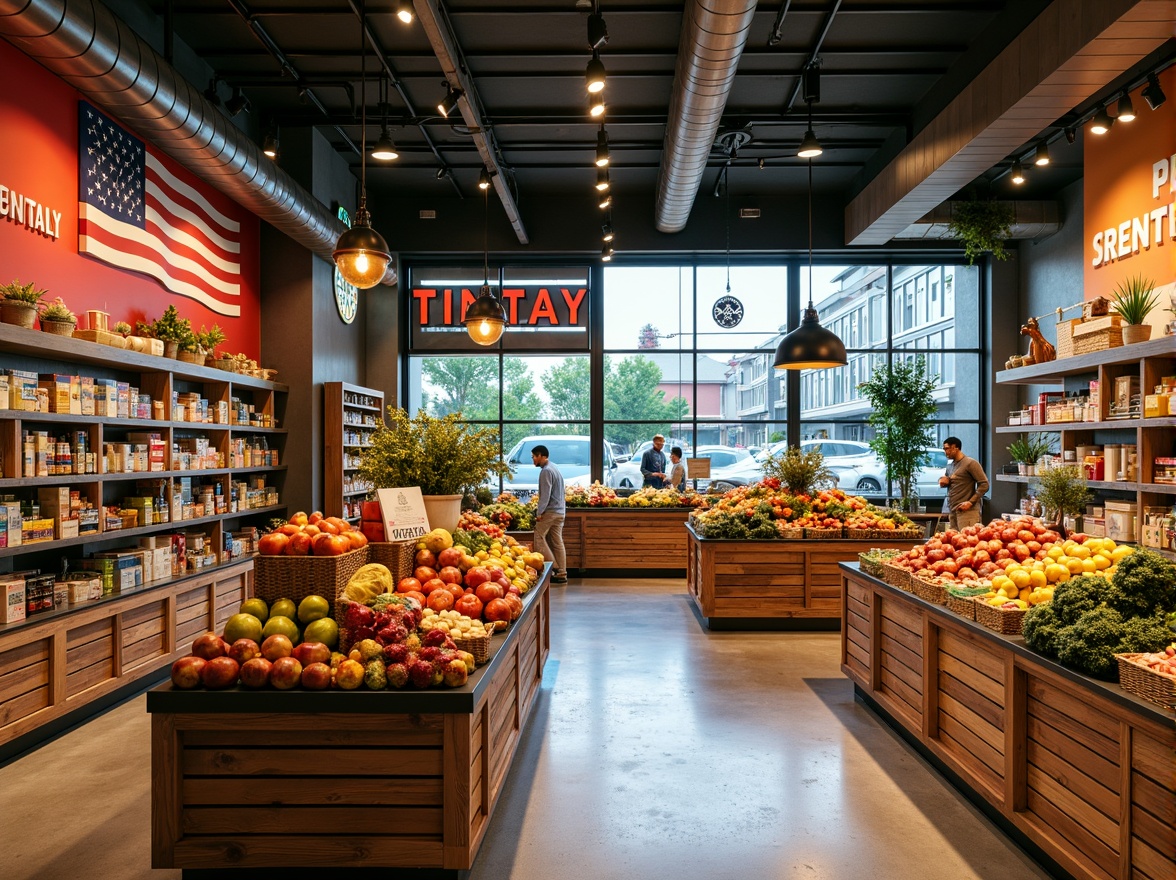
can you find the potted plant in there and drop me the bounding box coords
[197,325,226,359]
[39,298,77,337]
[1007,433,1053,476]
[1110,274,1158,345]
[113,321,132,337]
[762,445,836,496]
[149,305,192,358]
[1031,464,1090,536]
[357,408,511,533]
[177,328,205,365]
[0,279,48,328]
[858,354,938,511]
[947,200,1015,265]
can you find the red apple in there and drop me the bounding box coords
[506,584,521,597]
[437,547,462,568]
[201,656,240,689]
[261,633,294,662]
[270,656,303,689]
[503,593,523,620]
[422,577,447,595]
[415,548,438,569]
[239,657,273,688]
[454,593,483,619]
[438,566,463,585]
[170,655,206,689]
[300,661,332,690]
[397,576,422,594]
[475,582,504,604]
[414,565,438,583]
[228,638,261,665]
[464,567,492,589]
[444,583,465,602]
[484,598,512,625]
[292,641,331,667]
[314,533,351,556]
[427,589,455,612]
[192,632,226,660]
[492,574,511,591]
[334,658,365,690]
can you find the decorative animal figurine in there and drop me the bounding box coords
[1020,316,1056,364]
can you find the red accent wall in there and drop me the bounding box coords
[0,40,260,359]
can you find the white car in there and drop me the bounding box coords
[497,435,617,500]
[614,444,747,489]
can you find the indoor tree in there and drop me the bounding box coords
[858,354,939,509]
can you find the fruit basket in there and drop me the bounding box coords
[880,563,913,591]
[451,630,493,665]
[368,540,415,582]
[254,546,371,605]
[778,526,804,540]
[945,583,989,620]
[910,572,948,605]
[1114,654,1176,711]
[805,527,845,539]
[972,598,1028,635]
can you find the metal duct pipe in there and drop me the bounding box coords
[0,0,396,285]
[654,0,757,234]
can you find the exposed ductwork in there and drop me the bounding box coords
[0,0,396,286]
[654,0,757,234]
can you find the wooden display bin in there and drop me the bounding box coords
[685,524,922,629]
[562,507,696,571]
[148,572,551,874]
[841,563,1175,880]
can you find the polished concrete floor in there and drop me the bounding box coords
[1,578,1054,880]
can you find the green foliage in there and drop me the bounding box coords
[696,503,779,540]
[421,356,543,451]
[196,324,227,351]
[1056,606,1128,680]
[1022,602,1065,657]
[1007,432,1053,465]
[1030,465,1090,523]
[1050,574,1104,625]
[762,445,835,496]
[858,355,937,504]
[1105,549,1176,618]
[358,408,510,497]
[453,528,492,555]
[149,304,192,343]
[112,321,132,336]
[1115,615,1174,654]
[1110,274,1158,325]
[947,200,1015,265]
[1,279,48,304]
[480,499,536,531]
[39,297,76,323]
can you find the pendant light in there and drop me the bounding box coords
[595,127,610,167]
[395,0,413,24]
[1010,160,1026,185]
[465,182,507,345]
[773,160,846,370]
[370,74,399,161]
[796,63,823,158]
[722,164,733,297]
[332,0,391,289]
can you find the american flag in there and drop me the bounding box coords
[78,101,241,317]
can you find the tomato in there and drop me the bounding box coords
[427,590,454,612]
[422,578,447,595]
[438,566,463,585]
[484,598,511,624]
[454,593,483,619]
[396,577,422,594]
[414,566,438,583]
[475,583,504,604]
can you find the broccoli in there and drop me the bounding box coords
[1115,614,1173,654]
[1049,574,1103,625]
[1106,549,1176,618]
[1022,602,1064,657]
[1055,607,1126,680]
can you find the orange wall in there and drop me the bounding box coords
[1084,67,1176,304]
[0,40,261,359]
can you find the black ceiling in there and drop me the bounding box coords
[147,1,1166,218]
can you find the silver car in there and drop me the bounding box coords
[498,435,616,500]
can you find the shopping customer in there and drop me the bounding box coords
[640,433,668,488]
[667,446,686,491]
[531,444,568,585]
[938,437,989,531]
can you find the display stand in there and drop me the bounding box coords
[147,570,551,875]
[686,524,921,629]
[562,507,696,571]
[841,562,1174,880]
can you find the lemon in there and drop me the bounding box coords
[1080,558,1097,573]
[1070,544,1091,560]
[240,597,269,623]
[298,594,331,624]
[1092,554,1111,570]
[1111,546,1134,563]
[1064,557,1085,575]
[1047,545,1064,560]
[1029,570,1047,588]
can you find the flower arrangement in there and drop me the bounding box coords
[762,445,836,496]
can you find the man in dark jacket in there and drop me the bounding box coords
[640,434,667,488]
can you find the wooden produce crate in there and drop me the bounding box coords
[1056,315,1123,359]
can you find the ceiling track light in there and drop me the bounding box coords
[1064,127,1076,144]
[438,81,463,118]
[1033,143,1050,167]
[595,127,610,167]
[396,0,414,24]
[598,192,612,210]
[587,11,608,50]
[1141,73,1166,111]
[586,50,606,95]
[224,86,249,117]
[332,0,391,290]
[1116,92,1136,123]
[601,243,614,262]
[589,92,606,118]
[1010,160,1026,185]
[1090,105,1114,135]
[478,167,492,190]
[602,220,614,243]
[595,166,610,192]
[203,77,221,106]
[262,125,280,160]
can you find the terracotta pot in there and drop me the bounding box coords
[1,300,38,328]
[1122,324,1151,345]
[40,319,76,337]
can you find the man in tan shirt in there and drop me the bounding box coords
[938,437,989,531]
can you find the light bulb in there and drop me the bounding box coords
[355,253,369,274]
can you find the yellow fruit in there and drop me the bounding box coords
[303,617,339,649]
[1111,546,1133,563]
[270,598,297,620]
[992,575,1012,591]
[475,550,489,561]
[1018,587,1031,601]
[1010,569,1031,589]
[224,612,264,644]
[1070,544,1091,560]
[1080,558,1097,573]
[1029,570,1047,588]
[297,594,331,624]
[343,563,394,603]
[1092,554,1111,571]
[1064,557,1085,574]
[240,597,269,622]
[1012,599,1029,609]
[424,528,454,554]
[262,615,300,642]
[1045,563,1070,583]
[1047,545,1064,560]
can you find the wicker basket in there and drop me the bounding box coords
[368,541,416,583]
[858,553,884,577]
[254,546,371,605]
[1114,654,1176,711]
[848,528,886,540]
[40,320,76,337]
[805,527,845,539]
[881,563,912,590]
[1056,315,1123,359]
[452,631,493,665]
[972,598,1028,635]
[910,574,948,605]
[778,526,804,540]
[945,593,978,619]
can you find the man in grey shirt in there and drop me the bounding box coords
[938,436,989,531]
[532,444,568,585]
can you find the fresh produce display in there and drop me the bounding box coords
[257,510,369,556]
[479,493,537,530]
[689,482,914,539]
[1022,549,1176,679]
[1122,644,1176,677]
[170,595,343,690]
[564,482,709,508]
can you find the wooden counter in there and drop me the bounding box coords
[840,563,1175,880]
[147,572,551,874]
[562,506,696,571]
[0,558,252,758]
[686,524,922,628]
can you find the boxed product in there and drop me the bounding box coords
[1105,500,1137,542]
[23,573,56,615]
[21,518,55,545]
[1115,375,1140,412]
[37,374,79,414]
[7,369,39,411]
[2,501,21,547]
[93,379,119,417]
[0,576,25,624]
[86,552,144,591]
[127,433,166,470]
[79,376,94,416]
[60,572,103,604]
[0,374,8,410]
[116,382,130,419]
[136,543,171,582]
[1145,394,1169,418]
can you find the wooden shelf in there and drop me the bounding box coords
[324,382,384,520]
[995,336,1176,385]
[994,474,1137,491]
[0,465,286,488]
[994,420,1142,433]
[343,401,382,412]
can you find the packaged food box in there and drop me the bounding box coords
[0,576,25,623]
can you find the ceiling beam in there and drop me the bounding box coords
[845,0,1176,246]
[191,45,968,60]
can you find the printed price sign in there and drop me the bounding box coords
[687,457,711,479]
[376,487,430,541]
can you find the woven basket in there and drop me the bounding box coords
[858,553,884,577]
[40,320,76,337]
[778,527,804,540]
[945,593,978,619]
[910,575,948,605]
[805,527,845,539]
[1114,654,1176,711]
[254,546,371,605]
[973,599,1028,635]
[452,631,493,665]
[368,541,416,583]
[848,528,887,540]
[881,563,911,590]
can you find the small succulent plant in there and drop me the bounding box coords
[40,298,77,324]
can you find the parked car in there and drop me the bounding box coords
[497,435,617,500]
[615,444,750,489]
[607,440,632,464]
